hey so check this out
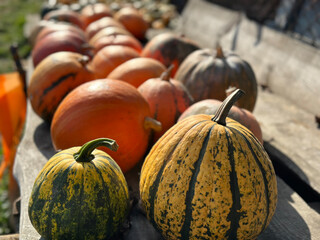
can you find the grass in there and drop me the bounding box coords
[0,0,43,74]
[0,0,42,234]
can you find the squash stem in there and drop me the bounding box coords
[144,117,162,132]
[216,46,224,58]
[211,89,245,125]
[160,64,174,81]
[74,138,119,162]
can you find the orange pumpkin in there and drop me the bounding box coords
[43,9,86,30]
[141,32,200,76]
[28,51,96,122]
[89,45,140,78]
[31,31,92,67]
[107,57,166,88]
[51,79,161,173]
[89,26,133,47]
[114,6,149,40]
[178,98,263,143]
[138,66,194,143]
[34,23,87,46]
[85,16,125,40]
[81,3,113,28]
[92,34,143,54]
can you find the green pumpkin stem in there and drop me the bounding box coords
[74,138,119,162]
[160,64,174,81]
[211,89,245,126]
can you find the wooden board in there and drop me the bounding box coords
[176,0,320,200]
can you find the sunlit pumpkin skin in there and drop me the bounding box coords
[31,30,92,67]
[34,23,87,46]
[89,26,133,47]
[85,16,126,40]
[178,98,263,143]
[174,47,258,111]
[140,90,277,240]
[51,79,161,173]
[81,3,113,28]
[141,32,201,76]
[28,51,96,122]
[114,6,149,40]
[92,34,143,54]
[28,138,130,240]
[107,57,166,88]
[89,45,140,79]
[138,66,194,143]
[43,9,86,30]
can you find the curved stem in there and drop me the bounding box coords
[211,89,245,126]
[74,138,118,162]
[216,45,224,58]
[160,64,174,81]
[144,117,162,132]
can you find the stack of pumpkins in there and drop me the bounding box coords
[28,2,277,240]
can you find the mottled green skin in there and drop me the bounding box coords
[28,147,130,240]
[140,114,277,240]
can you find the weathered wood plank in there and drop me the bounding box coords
[178,0,320,199]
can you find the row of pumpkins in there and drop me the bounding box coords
[27,2,277,240]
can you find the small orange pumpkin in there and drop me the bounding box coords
[81,3,113,28]
[92,34,143,54]
[34,23,87,46]
[138,66,194,143]
[107,57,166,88]
[89,45,140,78]
[43,9,86,30]
[178,98,263,143]
[28,51,96,122]
[89,26,133,47]
[85,16,125,40]
[51,79,162,173]
[31,30,92,67]
[114,6,149,40]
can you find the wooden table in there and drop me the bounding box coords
[13,0,320,239]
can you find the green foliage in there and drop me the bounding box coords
[0,0,42,73]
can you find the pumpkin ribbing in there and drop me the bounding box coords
[140,90,277,240]
[29,138,129,240]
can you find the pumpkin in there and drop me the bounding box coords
[51,79,162,173]
[141,32,200,76]
[114,6,149,40]
[81,3,113,28]
[138,65,194,143]
[92,34,143,54]
[31,30,93,67]
[140,89,277,240]
[85,16,125,40]
[178,97,263,143]
[43,9,86,30]
[34,22,87,46]
[89,26,133,47]
[174,46,258,111]
[107,57,166,88]
[28,51,96,122]
[28,138,130,240]
[89,45,140,79]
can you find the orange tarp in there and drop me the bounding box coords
[0,72,26,178]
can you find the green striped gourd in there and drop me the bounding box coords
[139,89,277,240]
[28,138,130,240]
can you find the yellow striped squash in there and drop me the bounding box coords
[28,138,130,240]
[140,89,277,240]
